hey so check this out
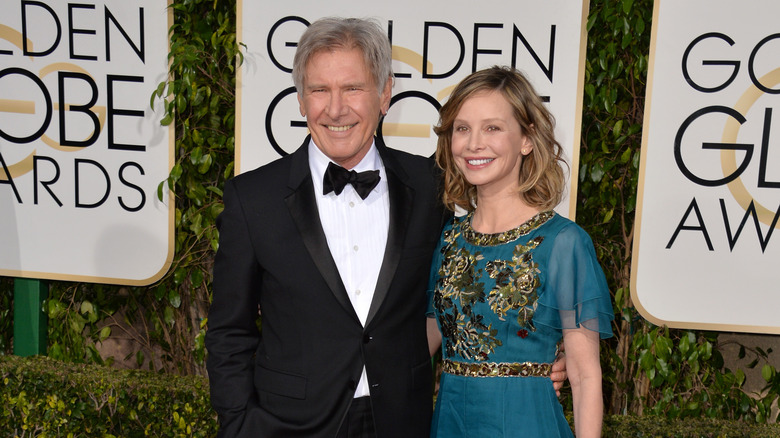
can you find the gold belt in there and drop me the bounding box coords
[442,359,552,378]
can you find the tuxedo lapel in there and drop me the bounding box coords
[284,140,359,323]
[366,142,414,327]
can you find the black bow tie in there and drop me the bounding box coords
[323,162,381,200]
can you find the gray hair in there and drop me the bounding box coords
[292,17,393,96]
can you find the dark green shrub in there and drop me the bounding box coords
[603,414,780,437]
[0,355,216,437]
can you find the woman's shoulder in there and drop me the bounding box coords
[544,213,595,248]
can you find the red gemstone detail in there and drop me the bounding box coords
[517,329,529,339]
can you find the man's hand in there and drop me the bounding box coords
[550,348,567,396]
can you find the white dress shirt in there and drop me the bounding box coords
[308,140,389,398]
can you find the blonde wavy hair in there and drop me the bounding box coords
[434,66,567,212]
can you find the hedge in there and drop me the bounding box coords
[0,355,216,437]
[603,415,780,438]
[3,355,780,437]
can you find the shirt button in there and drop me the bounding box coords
[355,289,361,296]
[353,245,359,251]
[349,201,355,208]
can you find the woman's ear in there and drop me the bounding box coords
[521,124,535,155]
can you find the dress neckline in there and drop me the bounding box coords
[461,210,555,246]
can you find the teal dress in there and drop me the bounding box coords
[428,211,614,438]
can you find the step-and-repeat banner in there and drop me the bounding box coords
[0,1,173,285]
[634,0,780,333]
[236,0,590,218]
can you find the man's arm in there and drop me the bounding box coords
[550,346,568,395]
[205,179,263,436]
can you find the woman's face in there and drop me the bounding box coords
[450,90,533,196]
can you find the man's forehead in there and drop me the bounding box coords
[304,49,374,84]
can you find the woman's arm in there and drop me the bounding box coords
[562,326,602,438]
[427,316,442,357]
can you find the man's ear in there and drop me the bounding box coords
[298,92,306,117]
[379,76,393,115]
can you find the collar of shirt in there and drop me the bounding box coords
[308,139,387,201]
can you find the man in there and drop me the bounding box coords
[206,17,564,437]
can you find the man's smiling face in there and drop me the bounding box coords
[298,47,391,169]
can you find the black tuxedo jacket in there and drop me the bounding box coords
[205,137,445,437]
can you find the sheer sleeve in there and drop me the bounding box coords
[534,222,614,338]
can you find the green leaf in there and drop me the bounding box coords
[170,163,183,182]
[157,180,166,201]
[590,162,605,182]
[612,120,623,137]
[47,299,65,319]
[164,306,176,326]
[638,349,653,371]
[198,154,213,174]
[614,287,624,307]
[762,364,775,382]
[168,290,182,309]
[99,326,111,342]
[68,313,86,334]
[160,113,174,126]
[174,267,187,285]
[656,358,669,376]
[191,269,204,288]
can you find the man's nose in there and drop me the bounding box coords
[327,92,347,118]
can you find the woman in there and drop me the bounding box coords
[427,66,614,438]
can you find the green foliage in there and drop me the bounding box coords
[0,355,216,437]
[603,414,780,437]
[627,329,770,421]
[45,283,115,366]
[144,0,240,373]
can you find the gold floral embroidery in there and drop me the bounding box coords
[434,240,499,360]
[485,237,543,330]
[433,212,552,362]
